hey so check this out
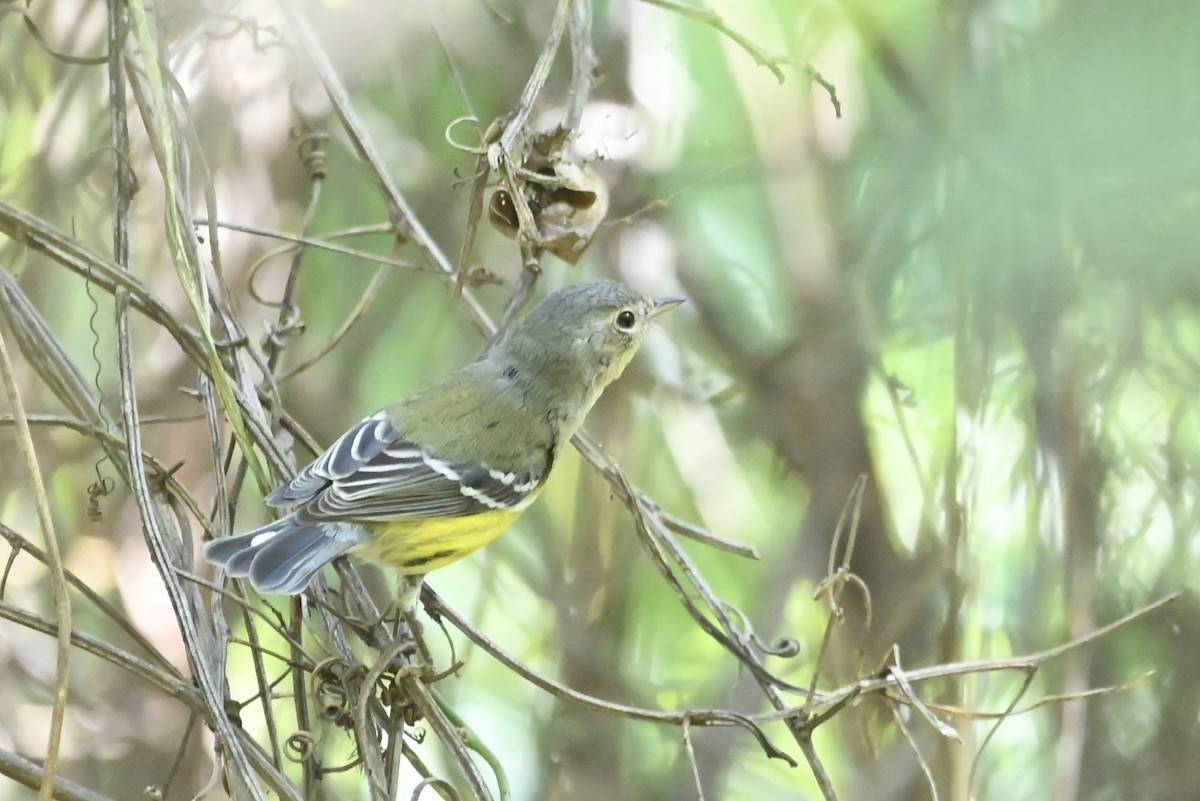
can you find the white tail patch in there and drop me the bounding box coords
[249,528,282,549]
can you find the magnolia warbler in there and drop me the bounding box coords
[203,280,683,607]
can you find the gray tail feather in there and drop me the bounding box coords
[202,518,360,594]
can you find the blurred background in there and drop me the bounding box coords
[2,0,1199,799]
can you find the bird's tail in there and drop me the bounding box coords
[203,517,362,594]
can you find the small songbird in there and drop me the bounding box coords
[203,280,683,608]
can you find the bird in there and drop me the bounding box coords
[202,280,683,609]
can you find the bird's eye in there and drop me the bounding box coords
[615,310,637,331]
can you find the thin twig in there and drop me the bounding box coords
[0,745,117,801]
[0,326,72,801]
[0,201,298,483]
[490,0,572,168]
[275,266,390,383]
[0,601,204,714]
[681,717,707,801]
[967,665,1037,793]
[888,696,939,801]
[423,588,798,766]
[275,0,494,330]
[0,522,176,672]
[753,592,1181,724]
[126,0,272,493]
[649,497,760,558]
[564,0,597,131]
[640,0,787,82]
[198,218,414,270]
[883,646,961,741]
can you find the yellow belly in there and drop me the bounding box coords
[358,508,525,574]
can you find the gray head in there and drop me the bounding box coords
[501,280,683,404]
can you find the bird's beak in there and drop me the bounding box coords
[648,296,686,319]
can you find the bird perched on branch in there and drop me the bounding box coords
[203,280,683,609]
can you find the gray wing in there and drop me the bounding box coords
[267,411,545,522]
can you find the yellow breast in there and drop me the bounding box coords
[358,508,526,575]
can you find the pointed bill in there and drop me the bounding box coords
[648,296,686,319]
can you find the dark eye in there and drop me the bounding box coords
[615,310,636,330]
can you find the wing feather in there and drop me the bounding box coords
[268,410,548,522]
[267,412,395,506]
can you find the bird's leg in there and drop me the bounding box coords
[389,575,436,673]
[396,574,425,619]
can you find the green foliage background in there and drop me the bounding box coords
[1,0,1199,799]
